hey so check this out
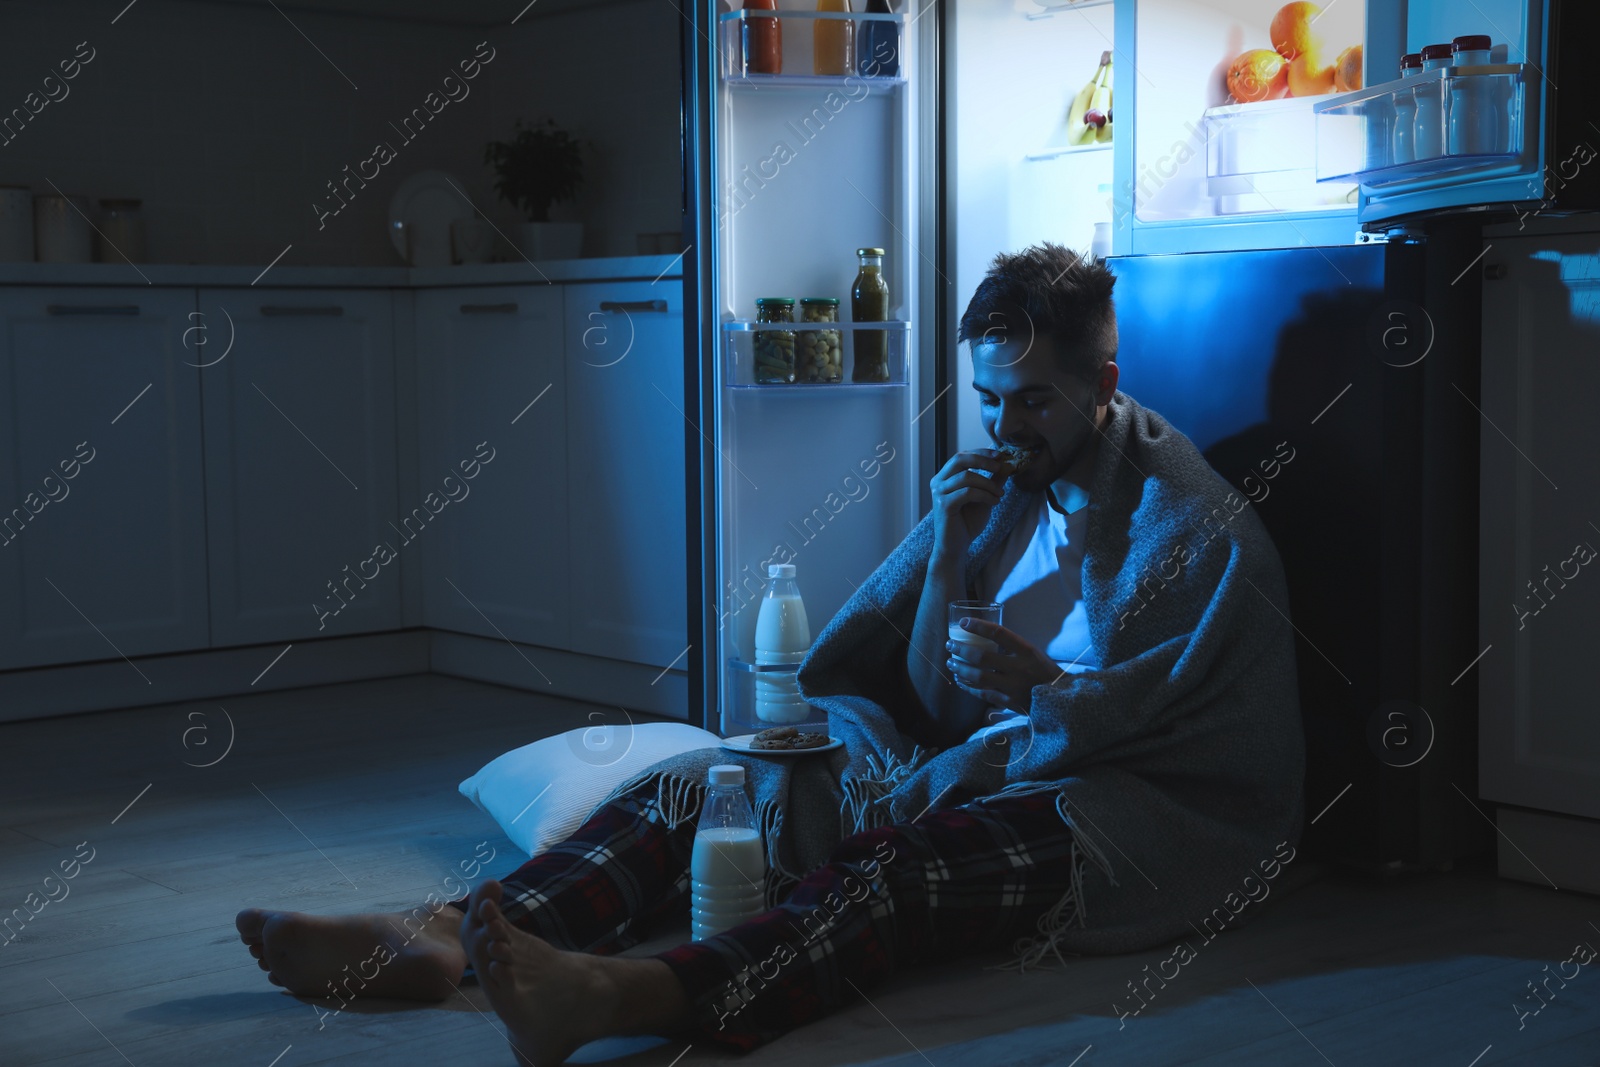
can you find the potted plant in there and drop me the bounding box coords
[484,119,585,261]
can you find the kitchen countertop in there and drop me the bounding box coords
[0,254,686,289]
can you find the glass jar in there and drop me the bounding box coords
[744,0,782,75]
[851,248,889,382]
[798,298,843,382]
[814,0,853,76]
[753,298,796,384]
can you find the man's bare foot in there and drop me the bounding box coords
[236,904,467,1002]
[460,879,692,1067]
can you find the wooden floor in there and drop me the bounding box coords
[2,674,1596,1067]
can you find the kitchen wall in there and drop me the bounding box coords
[0,0,682,265]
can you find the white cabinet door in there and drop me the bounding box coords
[200,289,400,646]
[415,286,568,648]
[564,281,687,668]
[0,288,209,671]
[1479,233,1600,820]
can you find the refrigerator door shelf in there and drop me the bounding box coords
[1313,66,1530,189]
[1204,94,1357,216]
[723,319,909,388]
[725,659,824,733]
[718,9,906,86]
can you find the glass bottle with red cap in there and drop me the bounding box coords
[1449,34,1501,156]
[1392,53,1424,165]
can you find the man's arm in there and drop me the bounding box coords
[903,545,992,748]
[901,446,1013,748]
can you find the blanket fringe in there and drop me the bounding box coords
[839,745,927,837]
[982,785,1118,974]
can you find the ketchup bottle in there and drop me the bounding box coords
[744,0,782,75]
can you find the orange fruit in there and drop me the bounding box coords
[1227,49,1289,103]
[1287,52,1335,96]
[1270,2,1323,61]
[1334,44,1363,91]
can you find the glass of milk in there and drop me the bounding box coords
[948,600,1003,661]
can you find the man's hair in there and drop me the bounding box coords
[957,243,1118,379]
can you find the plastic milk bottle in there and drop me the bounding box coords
[690,765,766,940]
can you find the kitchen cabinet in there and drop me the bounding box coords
[564,281,687,668]
[0,288,210,671]
[200,289,401,646]
[1479,232,1600,827]
[414,285,569,649]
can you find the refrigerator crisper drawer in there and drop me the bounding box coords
[1204,95,1358,215]
[1313,65,1532,189]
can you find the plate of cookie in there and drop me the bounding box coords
[722,726,842,756]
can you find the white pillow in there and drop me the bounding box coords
[460,721,723,857]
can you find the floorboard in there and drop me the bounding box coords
[3,674,1597,1067]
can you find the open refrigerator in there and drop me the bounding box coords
[683,3,932,737]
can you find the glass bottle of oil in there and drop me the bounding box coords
[851,247,889,382]
[814,0,854,76]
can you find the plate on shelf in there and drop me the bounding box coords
[721,733,843,756]
[388,170,473,266]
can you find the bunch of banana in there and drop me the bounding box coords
[1066,51,1113,146]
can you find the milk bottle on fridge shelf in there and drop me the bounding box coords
[690,764,767,940]
[754,563,811,724]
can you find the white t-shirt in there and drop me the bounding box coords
[965,482,1097,742]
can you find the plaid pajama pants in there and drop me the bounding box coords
[487,784,1078,1051]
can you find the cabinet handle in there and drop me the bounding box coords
[599,300,668,314]
[261,305,344,316]
[459,302,519,314]
[46,304,139,316]
[1484,263,1508,281]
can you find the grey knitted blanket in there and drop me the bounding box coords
[596,391,1305,962]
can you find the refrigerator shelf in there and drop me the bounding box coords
[719,9,905,85]
[1312,65,1530,187]
[723,318,909,387]
[1025,0,1113,18]
[1025,142,1113,162]
[727,659,802,674]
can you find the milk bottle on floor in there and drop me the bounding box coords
[690,764,767,940]
[754,563,811,724]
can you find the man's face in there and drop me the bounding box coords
[970,331,1109,492]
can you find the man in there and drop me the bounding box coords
[238,244,1304,1065]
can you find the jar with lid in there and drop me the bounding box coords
[1391,53,1424,165]
[814,0,853,76]
[98,199,146,263]
[1449,34,1502,156]
[743,0,782,75]
[753,298,796,384]
[797,299,843,382]
[1413,44,1453,161]
[851,248,890,382]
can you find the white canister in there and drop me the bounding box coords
[0,186,32,262]
[97,199,146,263]
[35,194,94,264]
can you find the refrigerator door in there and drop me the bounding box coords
[1114,0,1368,254]
[689,1,926,736]
[1110,239,1482,869]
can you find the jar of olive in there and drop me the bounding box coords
[753,298,796,384]
[797,298,843,382]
